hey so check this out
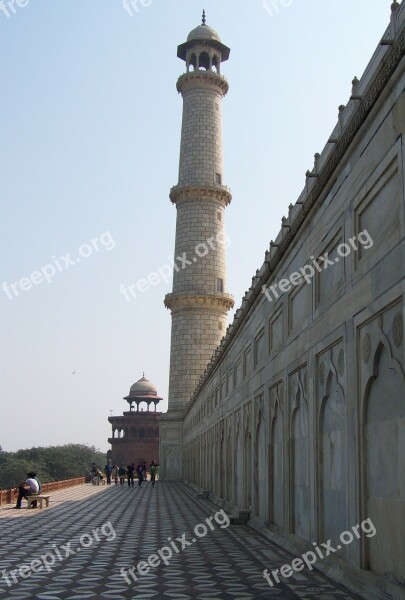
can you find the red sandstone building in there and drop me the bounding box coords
[108,375,161,467]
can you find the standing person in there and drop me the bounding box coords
[136,463,144,487]
[142,461,147,482]
[15,472,40,509]
[111,464,118,485]
[127,463,135,487]
[150,461,157,487]
[118,464,126,486]
[104,459,113,485]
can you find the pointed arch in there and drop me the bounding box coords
[270,399,284,526]
[290,383,310,540]
[318,365,347,546]
[361,340,405,580]
[253,403,266,519]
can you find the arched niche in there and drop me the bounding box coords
[270,401,283,527]
[362,341,405,580]
[318,369,347,547]
[291,383,310,540]
[254,402,266,520]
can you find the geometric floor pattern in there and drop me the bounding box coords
[0,482,362,599]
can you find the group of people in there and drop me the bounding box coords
[14,459,159,509]
[91,460,159,487]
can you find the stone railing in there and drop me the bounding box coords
[0,476,87,505]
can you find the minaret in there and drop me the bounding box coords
[164,12,234,413]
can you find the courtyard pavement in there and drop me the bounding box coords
[0,482,362,599]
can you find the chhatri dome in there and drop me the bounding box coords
[187,24,221,43]
[129,375,158,397]
[177,10,230,67]
[124,374,162,412]
[187,10,221,43]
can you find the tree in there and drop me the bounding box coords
[0,444,106,489]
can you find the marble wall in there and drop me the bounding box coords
[180,10,405,599]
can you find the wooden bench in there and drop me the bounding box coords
[27,495,50,509]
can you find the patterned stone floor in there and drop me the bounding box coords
[0,482,362,599]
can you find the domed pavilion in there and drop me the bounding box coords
[108,374,162,468]
[124,375,162,412]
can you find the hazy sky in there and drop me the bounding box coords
[0,0,393,453]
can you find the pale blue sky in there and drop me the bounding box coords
[0,0,392,453]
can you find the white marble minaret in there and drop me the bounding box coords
[160,13,233,479]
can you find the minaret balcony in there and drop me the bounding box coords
[169,184,232,207]
[164,292,234,312]
[176,71,229,96]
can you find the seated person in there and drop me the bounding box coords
[15,471,40,509]
[91,469,104,485]
[90,464,99,485]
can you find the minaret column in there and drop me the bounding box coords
[165,69,233,412]
[160,14,233,480]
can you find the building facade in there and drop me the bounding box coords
[162,6,405,600]
[108,375,161,467]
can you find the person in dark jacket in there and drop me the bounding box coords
[136,463,144,486]
[118,464,126,486]
[127,463,135,487]
[104,459,113,485]
[150,461,157,487]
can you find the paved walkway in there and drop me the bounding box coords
[0,482,361,599]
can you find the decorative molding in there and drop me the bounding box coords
[235,410,241,436]
[177,71,229,96]
[319,361,326,385]
[226,415,232,437]
[269,380,284,418]
[359,303,405,415]
[288,366,308,447]
[317,340,346,411]
[170,184,232,207]
[338,349,345,377]
[392,312,403,348]
[243,402,251,433]
[164,292,234,312]
[362,333,371,364]
[256,395,264,427]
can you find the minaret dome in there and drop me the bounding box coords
[177,11,230,73]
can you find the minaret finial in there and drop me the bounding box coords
[143,371,145,378]
[202,9,206,25]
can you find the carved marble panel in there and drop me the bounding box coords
[289,365,310,540]
[358,301,405,581]
[269,381,284,527]
[316,340,347,550]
